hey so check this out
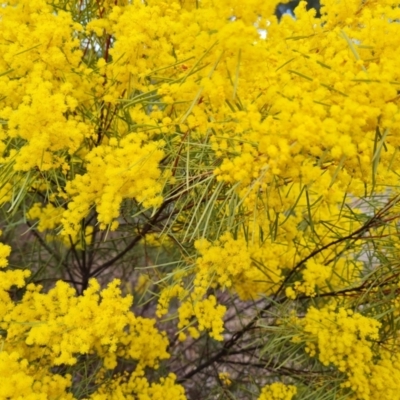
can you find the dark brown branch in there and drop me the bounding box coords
[274,194,400,299]
[90,173,213,277]
[26,222,80,291]
[90,201,170,277]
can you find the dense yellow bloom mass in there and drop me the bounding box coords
[0,350,73,400]
[62,133,165,235]
[0,236,184,399]
[301,305,400,400]
[2,0,400,234]
[194,232,288,299]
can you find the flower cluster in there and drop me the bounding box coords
[177,294,226,341]
[62,133,165,236]
[258,382,297,400]
[0,236,185,398]
[301,305,400,400]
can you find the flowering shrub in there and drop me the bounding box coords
[2,0,400,398]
